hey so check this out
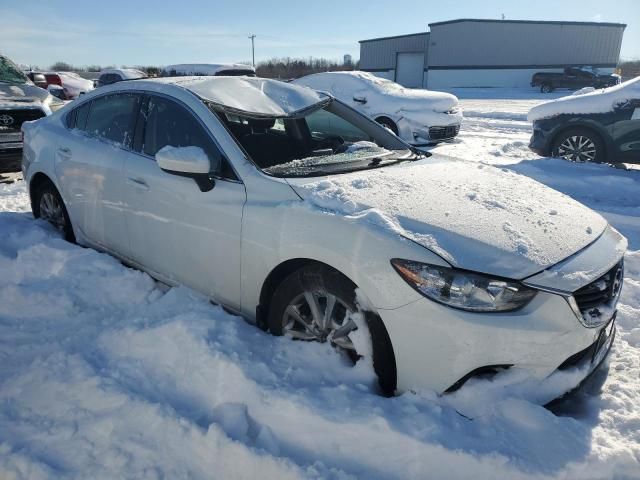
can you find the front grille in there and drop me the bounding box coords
[0,109,46,133]
[428,125,460,140]
[573,260,623,323]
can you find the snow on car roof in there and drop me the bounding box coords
[528,76,640,121]
[99,68,147,79]
[156,76,331,118]
[162,63,255,75]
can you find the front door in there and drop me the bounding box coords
[123,95,246,308]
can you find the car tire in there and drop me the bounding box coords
[551,128,606,163]
[375,117,399,136]
[541,83,554,93]
[268,264,397,396]
[32,180,76,242]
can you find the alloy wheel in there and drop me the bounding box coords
[556,135,597,162]
[39,192,66,230]
[282,290,358,354]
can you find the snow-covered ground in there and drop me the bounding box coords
[1,89,639,479]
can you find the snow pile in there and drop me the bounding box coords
[528,76,640,121]
[0,180,639,479]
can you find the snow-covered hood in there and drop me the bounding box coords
[287,157,607,280]
[528,76,640,122]
[0,83,49,108]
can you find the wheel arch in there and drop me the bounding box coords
[28,171,56,214]
[373,115,399,132]
[257,256,398,395]
[257,258,352,329]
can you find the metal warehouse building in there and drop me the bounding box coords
[359,19,626,89]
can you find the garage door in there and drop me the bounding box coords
[395,52,424,88]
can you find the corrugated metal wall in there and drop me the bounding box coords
[360,33,429,70]
[428,21,625,68]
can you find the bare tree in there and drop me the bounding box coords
[50,61,74,71]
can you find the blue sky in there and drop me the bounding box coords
[2,0,638,68]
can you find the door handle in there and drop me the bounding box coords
[127,177,149,191]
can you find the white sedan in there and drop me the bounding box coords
[293,71,463,145]
[22,76,625,398]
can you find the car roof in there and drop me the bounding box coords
[124,76,331,118]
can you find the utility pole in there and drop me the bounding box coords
[248,34,256,67]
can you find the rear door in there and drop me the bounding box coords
[55,93,141,256]
[123,94,246,308]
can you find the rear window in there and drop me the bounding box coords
[84,93,141,146]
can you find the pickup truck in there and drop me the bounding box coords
[531,67,620,93]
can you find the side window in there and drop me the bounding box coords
[84,93,141,146]
[67,101,91,130]
[141,96,236,179]
[142,96,217,158]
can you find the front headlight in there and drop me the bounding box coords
[391,259,537,312]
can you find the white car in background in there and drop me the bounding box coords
[293,71,463,145]
[22,76,624,400]
[97,68,148,88]
[55,72,94,99]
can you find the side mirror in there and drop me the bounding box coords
[156,146,220,192]
[353,96,367,104]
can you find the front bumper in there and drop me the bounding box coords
[529,127,549,156]
[377,282,617,397]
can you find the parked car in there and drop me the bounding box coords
[22,76,625,400]
[41,72,94,99]
[97,68,148,88]
[292,71,462,145]
[528,76,640,164]
[531,67,621,93]
[0,54,64,171]
[25,71,48,89]
[159,63,256,77]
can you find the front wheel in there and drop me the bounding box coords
[33,181,75,242]
[551,128,606,163]
[268,264,396,396]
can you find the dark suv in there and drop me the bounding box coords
[528,78,640,164]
